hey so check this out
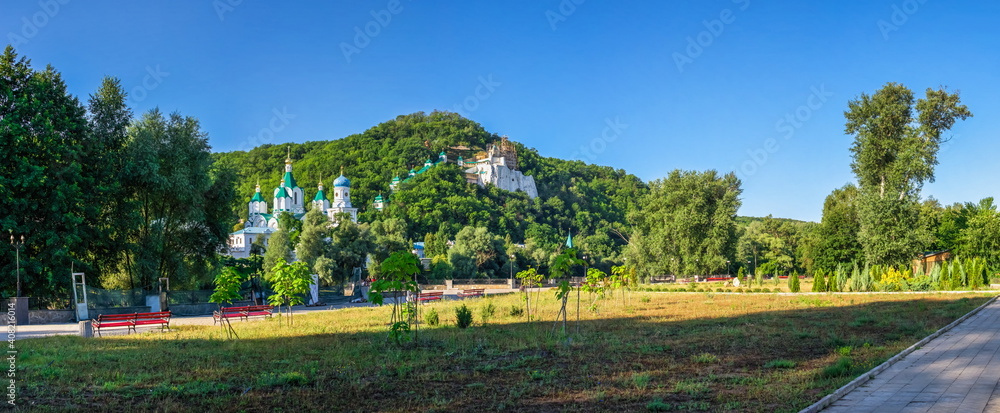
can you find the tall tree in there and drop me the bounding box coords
[813,184,862,271]
[296,207,329,271]
[0,47,90,302]
[627,170,742,277]
[263,213,295,277]
[954,198,1000,268]
[121,109,235,290]
[845,83,971,266]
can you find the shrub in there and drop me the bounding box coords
[456,304,473,329]
[819,357,852,378]
[763,359,796,369]
[640,295,652,303]
[692,353,718,363]
[424,308,440,326]
[788,274,800,293]
[508,305,524,317]
[480,302,496,323]
[646,399,672,411]
[812,269,827,292]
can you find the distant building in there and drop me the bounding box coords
[226,154,357,258]
[462,136,538,199]
[380,137,538,207]
[913,250,952,275]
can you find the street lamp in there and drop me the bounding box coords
[10,233,24,298]
[509,253,516,288]
[726,260,731,276]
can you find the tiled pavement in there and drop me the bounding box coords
[821,297,1000,413]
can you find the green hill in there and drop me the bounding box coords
[212,111,648,266]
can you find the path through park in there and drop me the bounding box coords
[820,297,1000,413]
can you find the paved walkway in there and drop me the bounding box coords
[822,298,1000,413]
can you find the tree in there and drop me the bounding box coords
[328,216,374,285]
[813,184,862,271]
[116,108,237,291]
[449,226,505,278]
[209,266,246,339]
[846,83,971,266]
[627,170,741,277]
[263,225,293,278]
[368,218,408,277]
[787,272,800,293]
[0,47,94,303]
[516,267,544,321]
[369,251,422,344]
[954,198,1000,269]
[296,207,329,272]
[265,259,312,324]
[812,269,827,292]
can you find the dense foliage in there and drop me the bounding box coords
[213,111,648,275]
[0,47,235,306]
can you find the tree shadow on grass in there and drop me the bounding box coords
[20,294,994,412]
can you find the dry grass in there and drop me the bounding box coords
[21,291,994,412]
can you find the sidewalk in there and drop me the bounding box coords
[820,297,1000,413]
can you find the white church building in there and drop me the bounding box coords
[226,155,358,259]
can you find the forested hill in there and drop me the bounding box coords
[212,111,648,262]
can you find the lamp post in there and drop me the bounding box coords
[509,253,515,289]
[726,260,731,277]
[10,233,24,298]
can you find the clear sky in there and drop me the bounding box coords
[3,1,997,222]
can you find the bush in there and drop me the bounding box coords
[819,357,852,378]
[456,304,473,329]
[423,308,440,326]
[508,305,524,317]
[480,302,496,323]
[788,274,800,293]
[764,359,796,369]
[640,295,652,303]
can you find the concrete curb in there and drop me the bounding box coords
[798,294,999,413]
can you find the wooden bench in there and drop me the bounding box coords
[93,311,172,337]
[213,305,274,324]
[457,288,485,298]
[416,291,443,302]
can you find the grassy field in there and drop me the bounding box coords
[22,291,995,412]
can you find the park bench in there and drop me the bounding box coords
[457,288,485,298]
[93,311,172,337]
[416,291,443,303]
[213,305,274,324]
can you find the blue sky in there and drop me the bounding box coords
[3,1,997,222]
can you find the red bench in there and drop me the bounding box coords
[416,291,443,302]
[457,288,485,298]
[213,305,274,324]
[93,311,172,336]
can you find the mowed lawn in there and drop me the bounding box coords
[22,292,995,412]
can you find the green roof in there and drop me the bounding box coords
[313,189,328,201]
[275,186,288,198]
[282,171,298,188]
[250,190,265,203]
